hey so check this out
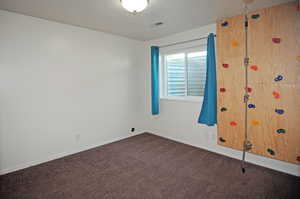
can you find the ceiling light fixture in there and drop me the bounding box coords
[120,0,149,13]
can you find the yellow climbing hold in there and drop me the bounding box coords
[231,40,239,47]
[251,120,260,126]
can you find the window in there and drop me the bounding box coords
[161,46,207,101]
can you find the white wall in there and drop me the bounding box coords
[0,10,145,174]
[143,24,300,177]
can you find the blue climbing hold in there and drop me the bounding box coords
[277,129,286,134]
[221,21,228,27]
[274,75,283,82]
[275,109,284,115]
[248,104,256,109]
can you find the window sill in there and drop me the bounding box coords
[160,96,203,103]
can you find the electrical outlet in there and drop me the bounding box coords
[131,128,135,132]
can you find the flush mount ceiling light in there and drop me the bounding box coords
[120,0,149,13]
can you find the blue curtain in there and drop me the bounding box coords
[151,46,159,115]
[198,33,217,126]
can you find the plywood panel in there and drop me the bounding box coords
[217,2,300,165]
[216,15,245,150]
[247,2,300,164]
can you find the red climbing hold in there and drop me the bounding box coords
[230,121,237,126]
[272,38,281,44]
[297,156,300,162]
[220,88,226,92]
[250,65,258,71]
[246,87,252,93]
[222,63,229,68]
[272,91,280,99]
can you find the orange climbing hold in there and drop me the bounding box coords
[231,40,239,47]
[230,121,237,126]
[250,65,258,71]
[272,91,280,99]
[251,120,260,126]
[297,55,300,62]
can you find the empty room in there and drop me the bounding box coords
[0,0,300,198]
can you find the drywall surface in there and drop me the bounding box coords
[144,24,300,176]
[0,10,145,174]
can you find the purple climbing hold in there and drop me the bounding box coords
[221,21,228,27]
[248,104,256,109]
[274,75,283,82]
[275,109,284,115]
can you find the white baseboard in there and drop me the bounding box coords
[0,133,141,175]
[3,131,298,177]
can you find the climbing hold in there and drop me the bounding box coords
[276,129,286,134]
[219,137,226,143]
[267,148,275,156]
[272,38,281,44]
[222,63,229,68]
[231,40,239,47]
[221,21,228,27]
[272,91,280,99]
[297,156,300,162]
[274,75,284,82]
[220,107,227,112]
[297,55,300,62]
[248,104,256,109]
[251,120,260,126]
[250,65,258,71]
[251,14,260,19]
[275,109,284,115]
[246,87,252,93]
[230,121,237,126]
[220,88,226,92]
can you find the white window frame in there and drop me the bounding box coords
[160,45,207,103]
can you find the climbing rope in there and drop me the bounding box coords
[241,2,252,173]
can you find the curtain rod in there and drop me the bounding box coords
[158,34,216,48]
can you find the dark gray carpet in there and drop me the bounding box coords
[1,133,299,199]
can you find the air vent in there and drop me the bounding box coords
[154,22,163,26]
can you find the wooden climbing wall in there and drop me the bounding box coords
[217,2,300,165]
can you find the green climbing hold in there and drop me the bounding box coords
[220,107,227,112]
[251,14,260,19]
[277,129,286,134]
[267,148,275,156]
